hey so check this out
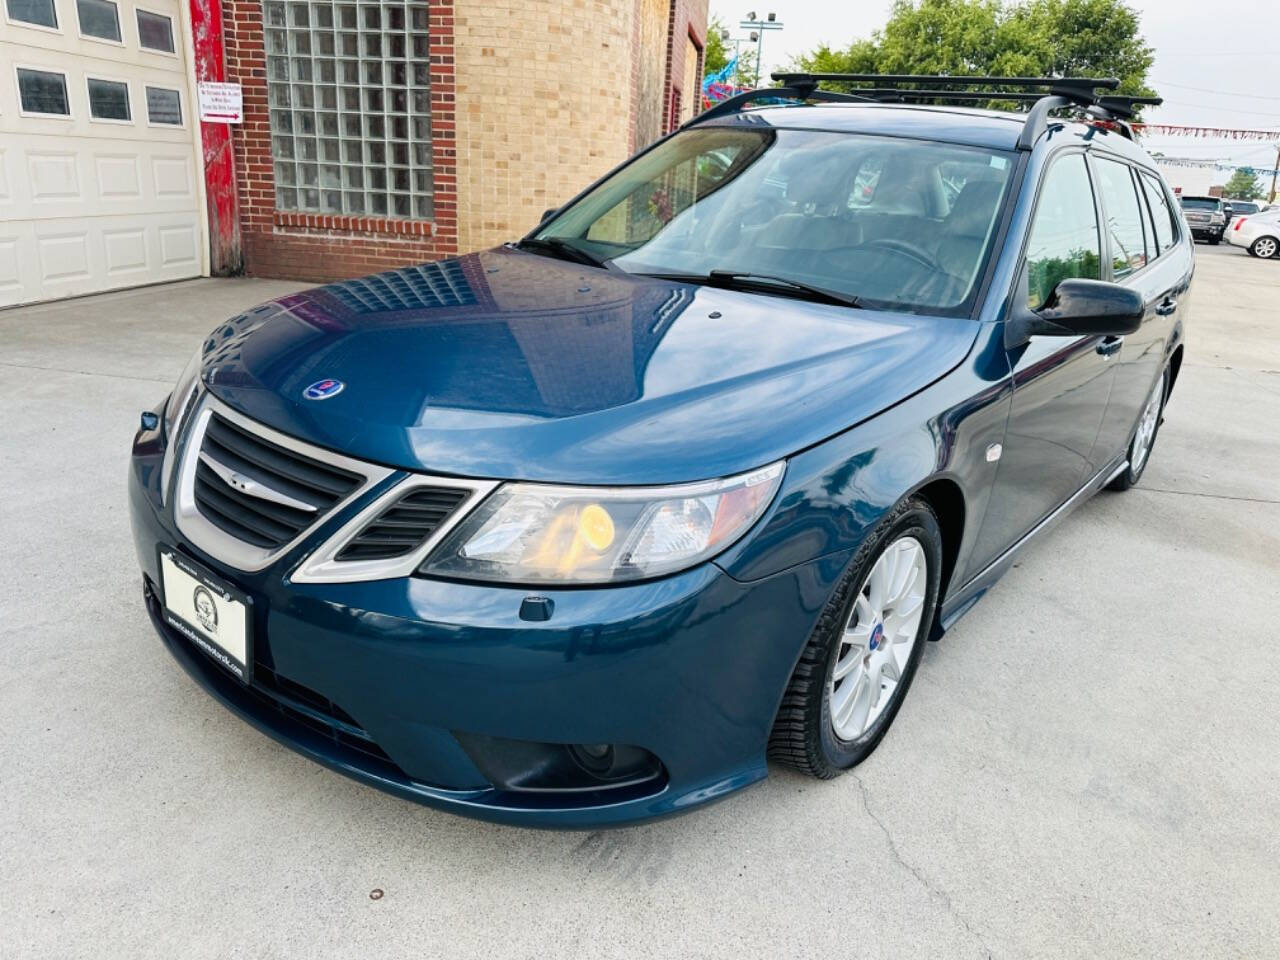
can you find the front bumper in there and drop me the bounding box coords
[129,421,844,827]
[1189,224,1224,241]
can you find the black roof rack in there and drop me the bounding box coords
[687,72,1160,149]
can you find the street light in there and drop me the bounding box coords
[738,11,783,88]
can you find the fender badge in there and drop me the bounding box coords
[303,378,345,400]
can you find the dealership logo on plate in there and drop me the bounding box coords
[193,586,219,634]
[303,378,345,400]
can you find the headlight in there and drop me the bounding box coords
[422,461,785,584]
[164,346,204,442]
[159,345,204,505]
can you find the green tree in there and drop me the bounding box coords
[789,0,1155,107]
[705,17,730,77]
[1223,168,1265,201]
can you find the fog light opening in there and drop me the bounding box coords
[569,742,615,776]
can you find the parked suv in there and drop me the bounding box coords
[1179,194,1229,243]
[130,76,1190,826]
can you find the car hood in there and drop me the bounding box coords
[202,247,979,485]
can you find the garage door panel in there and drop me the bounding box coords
[0,237,22,298]
[103,227,149,275]
[152,154,193,198]
[158,221,198,267]
[37,232,94,285]
[28,151,82,201]
[96,154,143,198]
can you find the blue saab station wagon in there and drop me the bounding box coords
[129,75,1190,827]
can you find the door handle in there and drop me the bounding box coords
[1096,335,1124,358]
[1155,297,1178,316]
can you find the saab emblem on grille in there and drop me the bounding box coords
[304,378,345,400]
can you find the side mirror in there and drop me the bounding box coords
[539,207,558,224]
[1007,278,1144,346]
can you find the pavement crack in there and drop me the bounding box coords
[1137,486,1280,505]
[852,772,996,958]
[0,360,171,384]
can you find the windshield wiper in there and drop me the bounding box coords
[638,270,861,308]
[516,236,607,268]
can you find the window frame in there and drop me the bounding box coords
[143,84,185,127]
[1016,147,1105,313]
[75,0,124,45]
[4,0,60,32]
[1088,152,1156,283]
[134,5,178,56]
[86,74,133,124]
[14,64,74,119]
[1137,168,1182,256]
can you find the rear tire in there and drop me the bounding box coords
[769,497,942,778]
[1251,236,1279,259]
[1109,366,1169,491]
[1208,236,1220,246]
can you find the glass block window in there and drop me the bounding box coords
[263,0,434,219]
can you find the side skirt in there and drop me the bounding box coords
[932,454,1129,637]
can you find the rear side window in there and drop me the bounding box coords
[1094,158,1148,279]
[1139,172,1176,253]
[1025,154,1101,310]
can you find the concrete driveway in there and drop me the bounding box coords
[3,245,1278,958]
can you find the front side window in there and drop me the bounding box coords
[136,8,174,52]
[145,86,182,124]
[1094,157,1149,279]
[1139,172,1176,253]
[88,78,130,120]
[536,128,1015,315]
[77,0,121,40]
[264,0,432,219]
[1024,154,1101,310]
[6,0,57,27]
[17,68,70,115]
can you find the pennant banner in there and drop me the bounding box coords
[1135,123,1280,142]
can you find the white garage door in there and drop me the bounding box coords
[0,0,205,307]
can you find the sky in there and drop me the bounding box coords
[707,0,1280,179]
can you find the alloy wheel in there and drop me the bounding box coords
[1255,237,1278,259]
[1130,375,1163,473]
[829,536,928,741]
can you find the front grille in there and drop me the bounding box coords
[193,413,362,550]
[335,486,470,561]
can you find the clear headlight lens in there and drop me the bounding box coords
[164,346,204,441]
[422,461,785,584]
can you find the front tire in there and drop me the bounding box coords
[1109,366,1169,491]
[769,497,942,778]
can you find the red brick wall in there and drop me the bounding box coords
[222,0,459,281]
[662,0,707,133]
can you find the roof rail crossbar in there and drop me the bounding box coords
[769,73,1159,149]
[683,83,875,129]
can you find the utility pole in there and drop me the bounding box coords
[1271,143,1279,204]
[739,12,783,87]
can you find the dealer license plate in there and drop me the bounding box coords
[158,548,252,684]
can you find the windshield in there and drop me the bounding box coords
[1228,202,1259,215]
[532,127,1016,315]
[1180,197,1220,210]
